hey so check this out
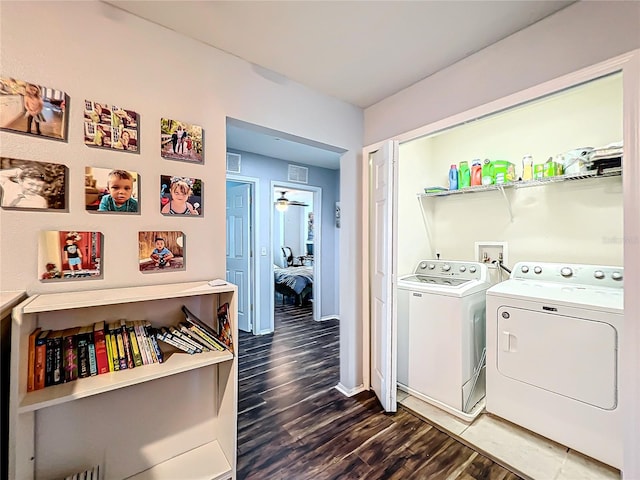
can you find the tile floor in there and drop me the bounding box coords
[398,392,621,480]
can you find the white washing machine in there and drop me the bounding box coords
[397,260,490,421]
[486,261,623,468]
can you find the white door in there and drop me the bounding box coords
[370,141,398,412]
[226,182,252,332]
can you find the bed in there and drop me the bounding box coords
[274,265,313,306]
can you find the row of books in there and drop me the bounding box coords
[64,465,99,480]
[27,318,164,391]
[156,304,234,355]
[26,303,233,392]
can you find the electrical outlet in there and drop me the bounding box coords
[475,242,508,269]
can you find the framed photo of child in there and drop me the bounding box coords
[160,175,202,216]
[138,231,185,272]
[84,100,139,152]
[0,76,69,140]
[160,118,203,163]
[1,158,67,210]
[38,231,103,281]
[85,167,139,213]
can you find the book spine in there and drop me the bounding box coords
[34,331,49,390]
[144,323,164,364]
[77,329,90,379]
[27,327,41,392]
[176,324,211,351]
[93,324,109,374]
[157,327,195,354]
[179,322,224,352]
[52,334,64,385]
[108,322,121,371]
[126,321,144,367]
[120,320,135,369]
[63,330,79,383]
[87,330,97,376]
[134,320,152,364]
[45,335,55,387]
[169,326,204,353]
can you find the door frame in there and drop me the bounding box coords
[270,180,322,328]
[226,174,259,335]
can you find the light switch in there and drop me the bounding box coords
[261,247,267,256]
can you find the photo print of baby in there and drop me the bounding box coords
[85,167,139,213]
[1,158,67,210]
[138,231,185,272]
[38,231,103,281]
[83,100,139,152]
[0,76,68,140]
[160,118,203,163]
[160,175,202,216]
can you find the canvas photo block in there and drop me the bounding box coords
[83,100,139,152]
[1,158,67,210]
[0,76,68,140]
[85,167,139,213]
[160,175,202,215]
[161,118,203,163]
[38,231,103,281]
[139,231,185,272]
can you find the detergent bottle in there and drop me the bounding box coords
[458,161,470,188]
[448,164,458,190]
[482,159,493,185]
[522,154,534,181]
[471,160,482,186]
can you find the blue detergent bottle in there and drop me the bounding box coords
[449,164,458,190]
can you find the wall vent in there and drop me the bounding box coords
[226,152,241,173]
[288,164,308,184]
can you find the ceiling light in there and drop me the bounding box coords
[275,191,289,212]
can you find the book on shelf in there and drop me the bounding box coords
[110,321,127,370]
[155,327,197,354]
[63,327,81,383]
[119,319,135,369]
[132,320,151,365]
[27,327,42,392]
[76,325,93,379]
[178,321,226,352]
[125,321,144,367]
[217,302,234,354]
[45,330,64,386]
[93,321,110,374]
[34,330,49,390]
[181,305,232,353]
[144,321,164,364]
[169,325,206,353]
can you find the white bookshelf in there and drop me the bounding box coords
[9,281,238,480]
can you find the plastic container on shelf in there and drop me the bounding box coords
[481,159,493,185]
[492,160,516,184]
[522,155,534,181]
[471,160,482,186]
[449,164,459,190]
[458,161,471,188]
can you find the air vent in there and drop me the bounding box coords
[226,153,241,173]
[288,164,308,184]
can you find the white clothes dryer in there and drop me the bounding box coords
[397,260,491,421]
[485,261,623,468]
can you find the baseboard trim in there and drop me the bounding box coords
[319,315,340,322]
[335,383,366,397]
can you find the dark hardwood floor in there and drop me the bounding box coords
[237,304,522,480]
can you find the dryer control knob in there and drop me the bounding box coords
[419,261,427,269]
[521,266,529,273]
[469,266,477,273]
[594,270,605,279]
[612,271,623,281]
[560,267,573,277]
[442,264,451,271]
[459,266,466,272]
[534,266,542,274]
[428,264,436,269]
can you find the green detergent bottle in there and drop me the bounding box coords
[458,161,470,188]
[482,159,493,185]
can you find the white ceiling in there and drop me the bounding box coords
[105,0,575,169]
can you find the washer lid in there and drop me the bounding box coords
[487,279,623,313]
[400,274,471,287]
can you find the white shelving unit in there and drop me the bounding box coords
[9,281,238,480]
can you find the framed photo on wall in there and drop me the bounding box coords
[138,231,185,272]
[160,118,203,163]
[160,175,202,215]
[84,100,139,152]
[0,158,67,210]
[38,230,103,281]
[85,167,139,213]
[0,76,68,141]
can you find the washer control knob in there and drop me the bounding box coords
[560,267,573,278]
[428,264,436,270]
[521,266,529,273]
[534,266,542,274]
[594,270,605,279]
[419,261,427,269]
[459,266,466,272]
[612,271,623,281]
[442,264,451,272]
[469,266,477,273]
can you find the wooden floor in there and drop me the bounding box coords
[237,304,522,480]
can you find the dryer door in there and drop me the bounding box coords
[496,306,617,409]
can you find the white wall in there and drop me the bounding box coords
[0,2,363,390]
[365,0,640,145]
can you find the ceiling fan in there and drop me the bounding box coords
[275,191,309,211]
